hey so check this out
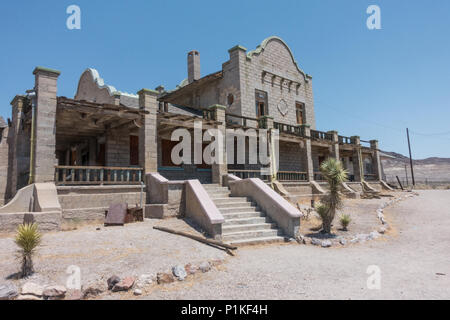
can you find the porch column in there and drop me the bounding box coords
[327,130,340,160]
[209,104,227,185]
[370,140,382,181]
[351,136,363,182]
[8,95,25,196]
[32,67,60,183]
[301,124,314,181]
[137,88,158,174]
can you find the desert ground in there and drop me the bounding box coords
[1,190,449,300]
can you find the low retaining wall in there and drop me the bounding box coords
[57,185,145,223]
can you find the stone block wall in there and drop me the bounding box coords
[106,128,130,167]
[0,126,9,206]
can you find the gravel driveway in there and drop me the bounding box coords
[139,190,450,300]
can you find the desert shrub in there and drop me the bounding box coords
[339,214,352,231]
[15,223,41,278]
[318,158,348,233]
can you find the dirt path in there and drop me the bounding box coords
[141,190,450,300]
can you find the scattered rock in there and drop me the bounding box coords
[135,274,155,288]
[66,289,82,300]
[172,265,187,281]
[210,259,224,266]
[112,277,135,292]
[83,283,105,299]
[0,283,18,300]
[43,285,67,300]
[339,238,347,246]
[356,234,369,242]
[157,272,175,284]
[321,240,332,248]
[350,238,359,244]
[16,294,42,301]
[107,275,121,290]
[295,234,306,244]
[311,238,322,246]
[378,227,387,234]
[199,262,211,273]
[184,264,198,275]
[21,282,44,297]
[369,231,381,239]
[133,289,142,296]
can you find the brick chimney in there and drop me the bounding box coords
[188,50,200,84]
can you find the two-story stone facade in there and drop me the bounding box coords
[0,36,387,208]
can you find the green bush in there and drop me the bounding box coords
[15,223,41,278]
[339,214,352,231]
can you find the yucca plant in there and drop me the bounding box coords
[15,223,41,278]
[339,214,352,231]
[318,158,348,233]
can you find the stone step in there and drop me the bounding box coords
[222,223,276,233]
[222,229,282,242]
[212,197,249,205]
[223,217,269,226]
[219,206,260,214]
[225,235,286,246]
[216,202,256,209]
[207,192,231,199]
[222,211,265,219]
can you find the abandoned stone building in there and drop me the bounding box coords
[0,36,392,244]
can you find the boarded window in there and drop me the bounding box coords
[296,102,305,125]
[130,135,139,166]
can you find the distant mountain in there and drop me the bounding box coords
[381,151,450,183]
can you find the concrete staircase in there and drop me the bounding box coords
[203,184,285,245]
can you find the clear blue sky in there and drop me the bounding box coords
[1,0,449,159]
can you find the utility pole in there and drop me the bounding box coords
[406,128,416,186]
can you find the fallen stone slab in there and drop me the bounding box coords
[112,277,135,292]
[21,282,44,297]
[0,283,18,300]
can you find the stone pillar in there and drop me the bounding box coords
[209,104,227,185]
[327,130,340,160]
[370,140,382,181]
[137,89,159,174]
[88,138,96,165]
[8,95,25,196]
[351,136,363,182]
[113,92,121,105]
[301,124,314,181]
[32,67,60,183]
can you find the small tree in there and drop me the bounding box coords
[317,158,348,234]
[15,223,41,278]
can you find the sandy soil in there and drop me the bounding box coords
[138,190,450,300]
